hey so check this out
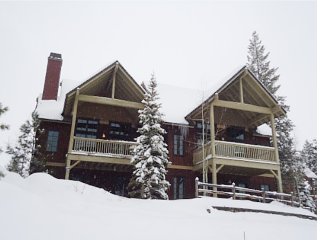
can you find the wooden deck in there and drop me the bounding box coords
[193,140,277,166]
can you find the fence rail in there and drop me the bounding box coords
[193,141,277,165]
[72,137,138,157]
[195,178,301,207]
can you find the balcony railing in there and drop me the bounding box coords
[72,136,138,157]
[193,140,277,165]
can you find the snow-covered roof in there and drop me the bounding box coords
[36,64,279,127]
[157,84,203,124]
[256,124,272,136]
[304,167,317,179]
[36,78,82,121]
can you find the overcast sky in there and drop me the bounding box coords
[0,1,316,166]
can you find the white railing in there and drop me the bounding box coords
[193,140,276,165]
[72,137,137,157]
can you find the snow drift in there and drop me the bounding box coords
[0,167,316,240]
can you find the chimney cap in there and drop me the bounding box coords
[49,52,62,60]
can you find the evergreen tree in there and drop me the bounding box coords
[128,75,170,199]
[298,179,317,213]
[6,112,45,177]
[0,103,9,153]
[301,139,317,175]
[247,31,280,95]
[247,31,298,182]
[0,103,9,131]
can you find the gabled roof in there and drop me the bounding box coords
[185,65,286,126]
[62,61,145,117]
[36,62,286,127]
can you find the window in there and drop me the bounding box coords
[109,122,130,141]
[227,127,245,142]
[46,131,59,152]
[174,134,184,156]
[173,177,184,199]
[195,121,211,145]
[75,118,98,138]
[260,184,270,191]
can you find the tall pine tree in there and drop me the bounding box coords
[301,139,317,175]
[128,75,170,200]
[247,31,299,189]
[0,103,9,154]
[6,111,46,177]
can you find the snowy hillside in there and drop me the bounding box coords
[0,167,316,240]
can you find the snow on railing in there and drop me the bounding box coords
[193,140,277,165]
[72,137,138,157]
[195,178,301,207]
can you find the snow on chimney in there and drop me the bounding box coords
[42,52,62,100]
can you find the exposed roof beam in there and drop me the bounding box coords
[213,99,272,114]
[112,63,119,99]
[78,94,144,109]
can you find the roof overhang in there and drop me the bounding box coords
[185,66,286,127]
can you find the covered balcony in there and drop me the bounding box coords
[186,67,286,192]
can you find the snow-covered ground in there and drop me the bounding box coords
[0,167,316,240]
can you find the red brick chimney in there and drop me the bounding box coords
[42,52,62,100]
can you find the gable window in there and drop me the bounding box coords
[173,176,184,199]
[46,131,59,152]
[75,118,98,139]
[174,134,184,156]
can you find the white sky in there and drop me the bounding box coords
[0,1,316,166]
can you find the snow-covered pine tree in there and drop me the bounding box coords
[0,103,9,153]
[6,111,45,177]
[301,139,317,175]
[128,74,170,200]
[247,31,298,184]
[0,103,9,131]
[298,179,317,213]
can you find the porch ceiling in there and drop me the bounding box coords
[217,165,271,176]
[187,68,285,128]
[63,62,144,117]
[192,105,270,128]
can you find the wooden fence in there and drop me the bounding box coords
[195,178,301,207]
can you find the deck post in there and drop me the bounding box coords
[195,177,199,198]
[270,113,279,162]
[210,103,217,197]
[270,113,283,193]
[212,162,217,197]
[65,157,71,180]
[65,88,79,180]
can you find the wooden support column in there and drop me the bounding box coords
[209,102,217,196]
[212,162,217,197]
[270,113,279,162]
[239,78,244,103]
[111,63,118,99]
[270,169,283,193]
[65,88,79,180]
[209,103,216,157]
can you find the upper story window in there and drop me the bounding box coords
[75,118,98,139]
[46,130,59,152]
[226,127,245,142]
[109,122,130,141]
[195,121,211,145]
[174,134,184,156]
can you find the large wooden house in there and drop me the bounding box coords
[36,53,286,199]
